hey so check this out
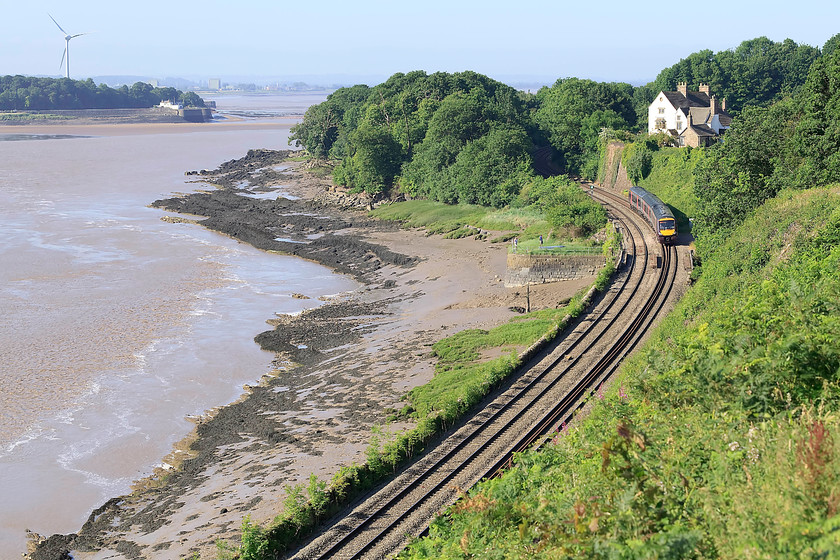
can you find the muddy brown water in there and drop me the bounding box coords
[0,93,361,556]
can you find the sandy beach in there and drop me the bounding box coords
[24,145,594,560]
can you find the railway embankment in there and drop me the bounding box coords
[398,185,840,558]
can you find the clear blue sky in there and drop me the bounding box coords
[3,0,839,86]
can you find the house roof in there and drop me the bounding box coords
[663,90,732,123]
[688,106,711,123]
[663,90,711,110]
[683,123,718,137]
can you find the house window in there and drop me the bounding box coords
[658,107,665,114]
[655,118,666,130]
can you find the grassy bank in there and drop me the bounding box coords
[400,185,840,559]
[370,199,549,240]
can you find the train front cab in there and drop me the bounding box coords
[658,217,676,245]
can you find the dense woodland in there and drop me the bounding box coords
[290,36,837,213]
[246,34,840,560]
[0,75,204,110]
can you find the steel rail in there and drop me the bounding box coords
[296,192,668,560]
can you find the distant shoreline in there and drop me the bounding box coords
[0,113,302,137]
[0,107,193,126]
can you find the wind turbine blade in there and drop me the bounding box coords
[69,33,88,39]
[59,47,67,71]
[48,13,68,35]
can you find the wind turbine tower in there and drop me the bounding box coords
[49,14,88,79]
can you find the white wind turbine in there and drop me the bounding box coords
[49,14,89,79]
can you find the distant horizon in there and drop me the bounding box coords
[0,71,658,92]
[2,1,837,90]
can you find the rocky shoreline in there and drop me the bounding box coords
[28,149,588,560]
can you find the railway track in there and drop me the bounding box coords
[292,189,679,560]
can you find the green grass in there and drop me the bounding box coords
[406,308,570,419]
[476,206,548,231]
[510,236,601,255]
[399,185,840,559]
[370,199,553,237]
[370,200,490,233]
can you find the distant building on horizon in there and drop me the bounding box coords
[208,78,221,91]
[648,83,732,147]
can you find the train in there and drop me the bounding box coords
[628,186,677,244]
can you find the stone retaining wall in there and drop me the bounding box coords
[505,253,606,287]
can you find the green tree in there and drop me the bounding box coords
[447,124,535,206]
[533,178,607,235]
[788,49,840,189]
[823,33,840,57]
[534,78,635,175]
[646,37,819,117]
[292,70,539,203]
[333,121,402,194]
[0,75,199,110]
[178,91,205,108]
[290,102,342,159]
[693,101,796,244]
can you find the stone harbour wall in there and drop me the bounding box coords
[505,253,606,287]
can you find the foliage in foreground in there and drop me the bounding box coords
[400,186,840,559]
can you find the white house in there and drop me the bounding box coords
[648,83,732,147]
[158,100,183,110]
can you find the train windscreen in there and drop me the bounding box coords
[659,218,675,231]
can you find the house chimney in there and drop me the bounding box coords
[699,83,710,95]
[721,98,727,112]
[710,95,716,116]
[677,82,687,96]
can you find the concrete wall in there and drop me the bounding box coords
[505,253,606,287]
[179,107,213,122]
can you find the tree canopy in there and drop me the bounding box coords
[642,37,820,117]
[291,71,539,207]
[289,36,839,214]
[693,47,840,247]
[0,75,202,111]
